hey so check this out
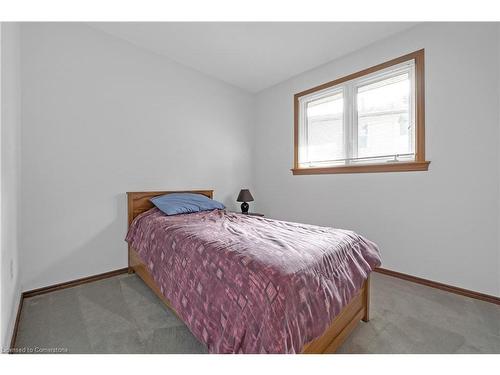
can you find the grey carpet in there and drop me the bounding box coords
[14,272,500,353]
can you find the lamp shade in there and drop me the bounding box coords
[237,189,254,202]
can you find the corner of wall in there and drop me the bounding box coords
[0,21,22,352]
[498,22,500,297]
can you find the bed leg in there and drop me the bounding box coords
[362,276,370,322]
[362,309,370,322]
[127,245,135,274]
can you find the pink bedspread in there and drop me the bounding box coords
[126,208,381,353]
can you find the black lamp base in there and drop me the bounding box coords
[240,202,249,214]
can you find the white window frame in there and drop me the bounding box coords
[297,60,415,168]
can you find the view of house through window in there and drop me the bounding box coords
[305,90,344,164]
[357,72,413,160]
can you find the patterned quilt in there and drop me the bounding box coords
[126,208,381,353]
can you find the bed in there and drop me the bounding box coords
[126,190,381,353]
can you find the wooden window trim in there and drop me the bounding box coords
[292,49,430,175]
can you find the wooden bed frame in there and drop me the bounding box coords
[127,190,370,354]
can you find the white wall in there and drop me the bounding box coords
[20,23,255,291]
[254,23,500,297]
[1,22,22,351]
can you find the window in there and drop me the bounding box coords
[292,50,429,175]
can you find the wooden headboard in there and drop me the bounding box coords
[126,190,214,227]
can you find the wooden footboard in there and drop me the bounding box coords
[126,190,370,354]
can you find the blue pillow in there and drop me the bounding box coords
[150,193,225,216]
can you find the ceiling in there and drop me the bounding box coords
[89,22,417,93]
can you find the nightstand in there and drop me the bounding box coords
[243,212,264,217]
[231,211,264,217]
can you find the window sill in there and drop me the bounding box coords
[291,161,431,175]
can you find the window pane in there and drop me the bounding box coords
[305,92,344,164]
[357,73,413,159]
